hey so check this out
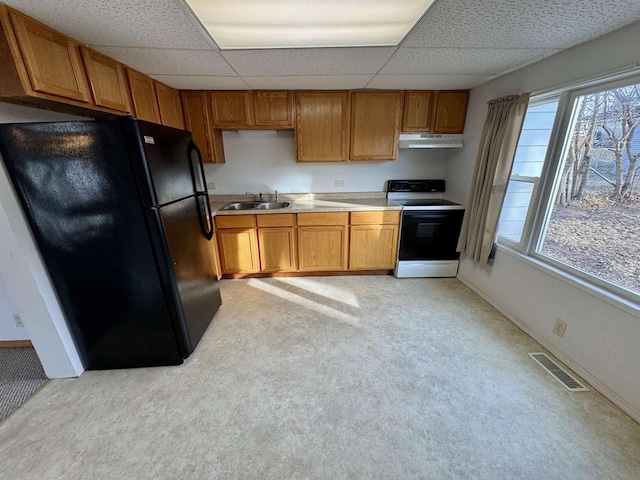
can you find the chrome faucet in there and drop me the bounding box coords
[275,190,278,202]
[245,191,263,201]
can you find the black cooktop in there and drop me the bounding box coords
[394,199,460,207]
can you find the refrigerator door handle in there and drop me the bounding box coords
[200,192,215,240]
[194,193,214,241]
[188,140,207,195]
[188,140,214,240]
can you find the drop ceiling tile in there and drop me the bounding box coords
[381,48,561,76]
[222,47,396,76]
[403,0,640,49]
[367,74,498,90]
[244,75,374,90]
[94,47,235,76]
[150,75,248,90]
[2,0,213,49]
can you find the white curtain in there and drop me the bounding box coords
[457,92,530,263]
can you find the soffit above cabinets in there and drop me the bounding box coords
[3,0,640,91]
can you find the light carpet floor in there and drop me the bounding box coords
[0,347,47,422]
[0,276,639,479]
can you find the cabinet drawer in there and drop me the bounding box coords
[215,215,256,229]
[256,213,296,227]
[351,210,400,225]
[297,212,348,226]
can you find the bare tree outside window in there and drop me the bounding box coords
[538,82,640,295]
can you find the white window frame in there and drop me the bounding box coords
[497,71,640,307]
[498,93,568,251]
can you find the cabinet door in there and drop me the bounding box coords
[181,91,225,164]
[349,225,398,270]
[298,226,348,271]
[210,227,222,280]
[9,9,91,103]
[402,91,436,133]
[210,91,254,127]
[434,91,469,134]
[350,91,402,161]
[80,47,131,112]
[259,227,297,272]
[155,81,185,129]
[295,91,349,162]
[126,68,160,123]
[254,91,293,127]
[217,228,260,274]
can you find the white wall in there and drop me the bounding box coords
[0,103,85,378]
[0,277,25,341]
[445,21,640,421]
[205,130,449,194]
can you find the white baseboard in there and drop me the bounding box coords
[457,273,640,425]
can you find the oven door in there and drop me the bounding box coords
[398,210,464,261]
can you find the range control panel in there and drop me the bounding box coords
[387,180,446,193]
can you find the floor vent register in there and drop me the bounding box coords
[528,353,589,392]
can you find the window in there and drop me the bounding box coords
[497,75,640,302]
[498,99,559,245]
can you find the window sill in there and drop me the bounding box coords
[493,242,640,318]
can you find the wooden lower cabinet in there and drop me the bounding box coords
[257,213,296,272]
[258,228,297,272]
[217,228,260,273]
[214,210,400,275]
[298,226,348,271]
[349,225,398,270]
[209,232,222,281]
[349,210,400,270]
[215,215,259,274]
[297,212,348,271]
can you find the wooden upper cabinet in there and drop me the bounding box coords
[434,91,469,134]
[6,7,91,103]
[402,91,436,133]
[254,90,293,128]
[350,91,402,162]
[181,90,225,164]
[155,81,184,129]
[210,91,254,127]
[125,68,160,123]
[80,47,131,113]
[295,91,350,163]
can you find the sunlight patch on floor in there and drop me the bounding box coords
[274,276,361,308]
[247,278,361,326]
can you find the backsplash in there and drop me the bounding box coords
[203,130,449,195]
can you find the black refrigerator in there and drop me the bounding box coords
[0,117,222,369]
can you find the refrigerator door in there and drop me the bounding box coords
[0,121,183,369]
[129,120,196,207]
[149,196,222,356]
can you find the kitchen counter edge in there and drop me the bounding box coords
[210,198,402,216]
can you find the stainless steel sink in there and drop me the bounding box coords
[255,201,291,210]
[221,201,291,211]
[221,201,264,210]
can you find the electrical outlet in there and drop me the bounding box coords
[553,318,567,337]
[12,313,24,327]
[335,180,344,187]
[207,182,216,190]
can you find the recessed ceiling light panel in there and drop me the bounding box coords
[185,0,435,49]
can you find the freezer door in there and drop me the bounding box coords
[152,196,222,356]
[134,120,196,207]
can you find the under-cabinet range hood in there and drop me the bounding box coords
[398,134,463,149]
